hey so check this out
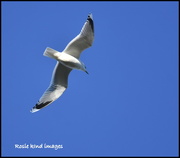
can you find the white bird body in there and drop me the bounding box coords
[30,13,94,113]
[44,48,87,72]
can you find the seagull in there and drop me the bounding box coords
[30,13,94,113]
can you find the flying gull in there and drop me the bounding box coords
[30,13,94,113]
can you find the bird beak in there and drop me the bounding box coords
[85,70,89,74]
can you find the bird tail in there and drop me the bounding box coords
[43,47,60,60]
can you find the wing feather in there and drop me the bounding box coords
[63,14,94,59]
[30,62,72,113]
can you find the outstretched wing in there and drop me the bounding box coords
[30,62,72,113]
[62,13,94,59]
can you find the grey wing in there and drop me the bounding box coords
[62,13,94,59]
[30,62,72,113]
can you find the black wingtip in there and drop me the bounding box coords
[30,101,53,113]
[87,13,94,32]
[88,13,93,20]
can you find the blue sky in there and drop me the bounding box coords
[2,1,178,157]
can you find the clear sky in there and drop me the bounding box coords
[2,1,178,157]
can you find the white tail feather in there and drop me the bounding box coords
[43,47,60,60]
